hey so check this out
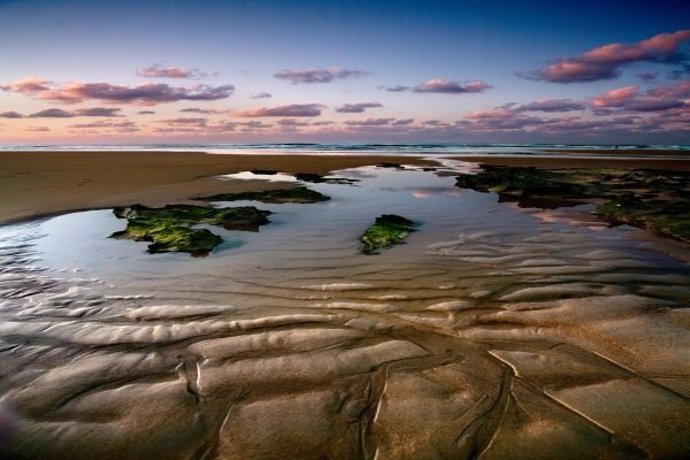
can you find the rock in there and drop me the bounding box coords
[110,204,271,256]
[360,214,416,254]
[295,172,359,185]
[200,187,330,204]
[456,166,690,242]
[595,195,690,242]
[376,162,404,169]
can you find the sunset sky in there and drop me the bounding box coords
[1,0,689,144]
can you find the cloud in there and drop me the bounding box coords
[74,107,122,117]
[392,118,414,125]
[0,111,23,118]
[158,117,209,127]
[275,119,335,131]
[344,118,394,126]
[625,99,685,112]
[520,30,690,83]
[29,108,74,118]
[251,92,273,99]
[412,79,492,94]
[1,76,234,105]
[381,85,409,92]
[137,110,156,115]
[461,107,548,131]
[27,126,50,132]
[335,102,383,113]
[591,86,639,108]
[179,107,225,114]
[137,65,207,79]
[647,79,690,99]
[237,121,273,130]
[69,120,137,129]
[382,80,491,94]
[0,76,52,94]
[236,103,325,117]
[591,81,689,112]
[516,99,584,112]
[12,107,122,118]
[274,67,368,84]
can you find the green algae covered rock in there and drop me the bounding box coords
[111,204,271,256]
[200,186,330,204]
[455,166,584,197]
[595,196,690,243]
[360,214,416,254]
[456,165,690,243]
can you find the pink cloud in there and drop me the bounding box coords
[157,117,209,127]
[0,111,23,119]
[275,119,335,131]
[344,118,394,126]
[137,65,208,79]
[412,79,491,94]
[462,107,548,131]
[236,103,325,117]
[516,99,584,112]
[28,108,74,118]
[335,102,383,113]
[591,81,689,112]
[521,30,690,83]
[179,107,226,114]
[69,120,138,130]
[0,76,52,94]
[647,80,690,99]
[274,67,368,84]
[1,76,234,105]
[74,107,122,117]
[591,86,638,107]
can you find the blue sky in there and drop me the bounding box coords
[0,0,689,144]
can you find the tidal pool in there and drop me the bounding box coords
[1,162,689,459]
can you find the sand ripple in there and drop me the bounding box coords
[1,220,689,459]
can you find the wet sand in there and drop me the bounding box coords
[1,153,689,459]
[0,151,433,224]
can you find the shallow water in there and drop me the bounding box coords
[1,162,689,459]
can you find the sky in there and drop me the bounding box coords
[0,0,689,145]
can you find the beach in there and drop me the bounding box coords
[2,149,689,225]
[1,149,689,459]
[0,151,433,224]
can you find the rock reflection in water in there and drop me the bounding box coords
[0,164,689,459]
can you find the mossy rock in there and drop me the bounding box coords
[455,166,583,197]
[360,214,416,254]
[200,187,330,204]
[295,172,359,185]
[111,204,271,256]
[595,196,690,242]
[456,165,690,243]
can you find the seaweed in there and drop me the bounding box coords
[200,187,330,204]
[111,204,271,256]
[360,214,416,254]
[456,166,690,243]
